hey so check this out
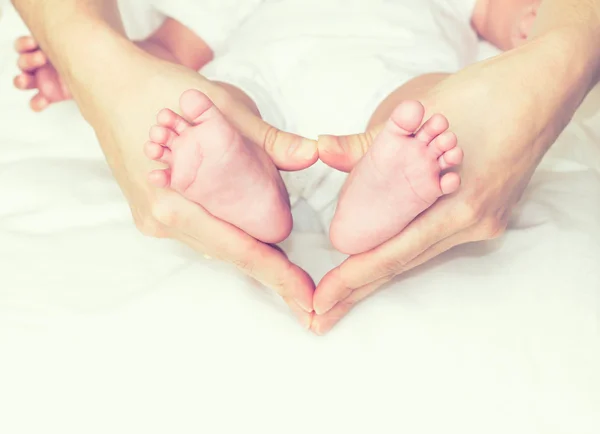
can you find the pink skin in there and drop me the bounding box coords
[13,36,72,112]
[145,90,293,244]
[330,101,464,255]
[473,0,541,50]
[511,3,539,48]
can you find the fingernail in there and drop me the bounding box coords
[287,300,312,330]
[294,298,314,313]
[296,312,312,330]
[311,321,327,336]
[294,140,317,160]
[287,140,299,155]
[315,299,337,316]
[255,278,276,292]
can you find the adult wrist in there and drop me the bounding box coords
[531,25,600,91]
[50,25,136,91]
[522,28,600,121]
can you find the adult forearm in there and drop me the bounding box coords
[11,0,125,37]
[533,0,600,86]
[534,0,600,35]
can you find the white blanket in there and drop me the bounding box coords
[1,4,599,433]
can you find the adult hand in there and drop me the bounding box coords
[310,32,597,334]
[71,42,318,327]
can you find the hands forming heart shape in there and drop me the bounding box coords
[21,28,586,335]
[145,85,467,333]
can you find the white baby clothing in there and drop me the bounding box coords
[119,0,480,231]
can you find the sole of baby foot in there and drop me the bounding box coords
[330,100,463,255]
[145,89,293,244]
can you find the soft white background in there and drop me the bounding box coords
[1,3,599,433]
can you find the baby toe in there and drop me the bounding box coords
[149,125,178,148]
[157,108,190,134]
[414,113,449,143]
[440,172,461,195]
[429,131,457,158]
[148,169,171,188]
[144,141,166,160]
[439,147,464,170]
[158,149,173,165]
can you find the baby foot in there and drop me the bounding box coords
[13,36,72,111]
[330,101,463,254]
[145,89,293,243]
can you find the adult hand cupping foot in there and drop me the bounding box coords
[12,0,320,328]
[312,30,599,335]
[30,28,318,327]
[90,54,319,328]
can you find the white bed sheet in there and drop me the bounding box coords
[1,5,600,434]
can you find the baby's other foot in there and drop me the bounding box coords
[330,101,463,254]
[145,89,293,243]
[13,36,72,111]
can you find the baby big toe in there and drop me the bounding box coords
[388,100,425,135]
[179,89,218,124]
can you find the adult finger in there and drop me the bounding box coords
[310,277,390,335]
[243,116,319,171]
[207,85,318,171]
[177,224,316,328]
[14,36,38,53]
[313,198,470,314]
[177,229,314,328]
[317,124,385,172]
[152,191,315,312]
[311,231,474,333]
[283,296,314,330]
